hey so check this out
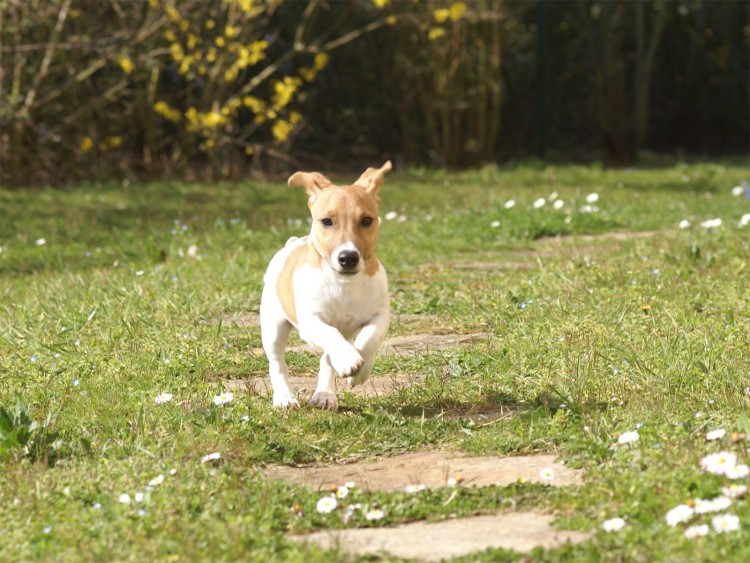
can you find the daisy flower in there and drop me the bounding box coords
[722,484,747,499]
[732,186,745,197]
[365,509,385,521]
[678,219,691,229]
[344,481,356,489]
[148,474,165,487]
[384,211,398,221]
[316,496,337,514]
[335,486,349,499]
[503,199,516,209]
[684,524,710,539]
[585,193,599,203]
[694,497,732,514]
[666,504,694,527]
[117,493,131,504]
[711,513,740,534]
[706,428,726,441]
[490,220,500,228]
[617,430,639,445]
[700,218,722,229]
[201,452,221,463]
[213,391,234,406]
[539,468,554,481]
[602,517,626,532]
[553,199,564,210]
[740,213,750,228]
[154,392,173,404]
[700,451,737,476]
[405,484,427,493]
[725,464,749,480]
[134,492,145,503]
[532,198,546,209]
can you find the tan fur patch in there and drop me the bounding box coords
[276,240,321,324]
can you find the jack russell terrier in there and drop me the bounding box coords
[260,161,392,409]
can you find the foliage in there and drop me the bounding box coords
[0,399,66,465]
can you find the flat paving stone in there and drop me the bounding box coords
[291,511,590,560]
[264,451,583,492]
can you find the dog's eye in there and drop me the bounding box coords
[361,216,373,227]
[321,218,333,227]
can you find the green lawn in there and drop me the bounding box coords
[2,161,750,561]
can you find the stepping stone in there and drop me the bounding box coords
[290,511,590,559]
[224,374,424,399]
[264,452,583,492]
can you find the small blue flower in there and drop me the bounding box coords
[43,525,52,534]
[136,509,147,517]
[170,229,178,235]
[652,268,660,276]
[636,422,644,429]
[74,340,80,347]
[240,414,250,422]
[182,333,190,339]
[163,358,170,364]
[708,399,715,405]
[72,378,80,387]
[92,502,102,510]
[30,355,38,363]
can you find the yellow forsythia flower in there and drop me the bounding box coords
[80,136,93,153]
[448,1,467,21]
[373,0,390,7]
[386,15,397,25]
[118,55,135,74]
[271,119,294,142]
[433,8,449,23]
[428,28,445,41]
[105,136,122,148]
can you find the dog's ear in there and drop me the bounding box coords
[353,161,392,197]
[288,171,333,205]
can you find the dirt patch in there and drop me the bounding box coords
[224,374,424,399]
[291,511,590,559]
[264,451,583,492]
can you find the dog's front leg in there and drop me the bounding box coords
[298,316,364,377]
[348,311,390,386]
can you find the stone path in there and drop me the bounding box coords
[290,512,590,561]
[265,451,583,492]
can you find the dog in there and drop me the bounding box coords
[260,161,392,409]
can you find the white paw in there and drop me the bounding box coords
[330,345,364,378]
[347,371,371,387]
[309,391,338,410]
[272,391,300,409]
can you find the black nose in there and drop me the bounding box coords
[338,250,360,270]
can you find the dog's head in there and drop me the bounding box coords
[288,161,392,277]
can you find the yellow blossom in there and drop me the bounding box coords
[244,146,254,155]
[433,8,449,23]
[105,136,122,148]
[215,37,225,47]
[80,136,93,153]
[153,101,182,122]
[205,19,215,30]
[448,1,467,21]
[206,49,217,63]
[225,25,239,38]
[271,119,294,142]
[187,33,197,50]
[118,55,135,74]
[272,76,302,110]
[313,52,329,70]
[242,96,266,113]
[386,15,397,25]
[179,19,189,32]
[373,0,390,7]
[428,28,445,40]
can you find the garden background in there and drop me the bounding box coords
[1,0,748,187]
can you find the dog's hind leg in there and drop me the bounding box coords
[309,353,338,410]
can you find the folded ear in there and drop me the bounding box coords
[353,160,392,196]
[287,171,333,205]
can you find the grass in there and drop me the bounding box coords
[1,160,750,560]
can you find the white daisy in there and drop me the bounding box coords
[678,219,691,229]
[548,191,559,201]
[154,392,173,404]
[117,493,131,504]
[533,198,546,209]
[740,213,750,228]
[316,496,337,514]
[725,464,749,480]
[700,451,737,475]
[586,193,599,203]
[148,474,165,487]
[384,211,398,221]
[579,204,598,214]
[694,496,732,514]
[490,220,500,228]
[700,218,722,229]
[201,452,221,463]
[35,238,47,246]
[405,484,427,493]
[706,428,726,441]
[732,186,745,197]
[503,199,516,209]
[684,524,710,538]
[617,430,639,445]
[344,481,356,489]
[134,492,145,503]
[335,486,349,499]
[365,508,385,521]
[602,517,626,532]
[553,199,564,210]
[711,513,740,533]
[539,468,554,481]
[213,391,234,406]
[722,484,747,499]
[666,504,694,527]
